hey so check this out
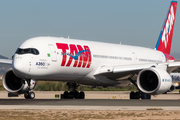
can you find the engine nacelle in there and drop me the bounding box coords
[2,68,37,94]
[137,67,172,95]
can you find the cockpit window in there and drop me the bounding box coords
[16,48,39,55]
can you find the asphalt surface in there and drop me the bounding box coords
[1,91,180,110]
[0,99,180,106]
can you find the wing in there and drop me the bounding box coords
[0,59,12,65]
[167,60,180,73]
[94,63,156,80]
[94,61,180,80]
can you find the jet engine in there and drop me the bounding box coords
[137,67,172,95]
[2,68,37,94]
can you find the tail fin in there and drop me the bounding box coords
[155,1,177,55]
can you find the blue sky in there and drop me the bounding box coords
[0,0,180,58]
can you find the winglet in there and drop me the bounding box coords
[155,1,178,55]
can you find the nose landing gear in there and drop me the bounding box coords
[24,91,35,99]
[24,79,36,99]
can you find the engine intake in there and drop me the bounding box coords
[139,70,158,91]
[137,67,172,95]
[2,68,37,94]
[2,68,24,93]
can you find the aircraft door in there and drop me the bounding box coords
[132,52,138,64]
[48,44,57,62]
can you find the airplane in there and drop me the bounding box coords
[0,59,11,64]
[170,73,180,93]
[0,1,179,99]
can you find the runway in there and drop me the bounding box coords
[1,91,180,110]
[0,99,180,110]
[0,99,180,106]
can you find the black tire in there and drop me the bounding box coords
[61,94,64,99]
[74,91,80,99]
[147,94,151,99]
[79,91,85,99]
[29,92,35,99]
[64,91,68,99]
[134,92,140,99]
[24,93,30,99]
[69,91,74,99]
[141,93,151,99]
[130,91,135,99]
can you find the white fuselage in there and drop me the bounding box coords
[12,37,166,86]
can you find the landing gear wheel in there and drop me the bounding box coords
[63,91,68,99]
[130,91,139,99]
[134,92,140,99]
[74,91,80,99]
[69,91,74,99]
[29,92,35,99]
[24,93,30,99]
[61,94,64,99]
[61,82,85,99]
[79,91,85,99]
[141,93,151,99]
[130,91,150,99]
[130,91,135,99]
[24,92,35,99]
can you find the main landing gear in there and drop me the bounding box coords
[61,82,85,99]
[130,91,151,99]
[128,77,151,99]
[24,91,35,99]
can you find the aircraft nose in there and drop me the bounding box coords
[12,58,24,78]
[12,56,29,78]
